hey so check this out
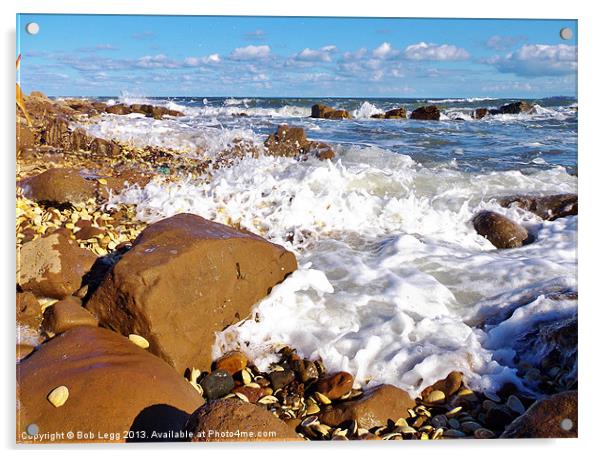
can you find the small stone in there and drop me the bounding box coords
[443,428,466,438]
[128,334,150,349]
[291,359,319,383]
[268,369,295,390]
[201,370,235,400]
[461,421,482,434]
[506,395,526,415]
[431,414,447,428]
[232,385,267,404]
[47,385,69,407]
[424,390,446,404]
[314,371,354,400]
[474,427,496,439]
[485,405,516,430]
[214,351,248,375]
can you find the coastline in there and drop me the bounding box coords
[16,92,577,442]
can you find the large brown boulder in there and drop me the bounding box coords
[498,194,577,221]
[473,211,530,249]
[20,168,97,205]
[410,105,440,120]
[18,231,97,299]
[500,391,577,438]
[17,327,204,443]
[185,399,302,442]
[311,104,352,120]
[86,213,297,374]
[319,384,415,429]
[474,108,490,119]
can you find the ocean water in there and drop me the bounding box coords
[82,95,577,397]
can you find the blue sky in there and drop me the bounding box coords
[17,15,577,98]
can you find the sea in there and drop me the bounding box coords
[76,95,578,397]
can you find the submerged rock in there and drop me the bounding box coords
[410,105,440,120]
[86,213,297,373]
[17,327,204,443]
[498,194,577,221]
[500,391,577,438]
[185,398,302,442]
[496,101,534,115]
[18,231,97,299]
[311,104,352,120]
[473,211,530,249]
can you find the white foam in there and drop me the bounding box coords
[352,101,384,119]
[112,147,577,396]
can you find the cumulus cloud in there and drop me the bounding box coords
[487,44,577,76]
[372,42,398,59]
[403,42,470,61]
[293,45,337,62]
[230,45,271,60]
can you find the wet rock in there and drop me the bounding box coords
[473,211,530,249]
[214,351,248,375]
[264,125,335,161]
[311,104,352,120]
[370,113,386,119]
[17,327,204,443]
[264,125,308,157]
[269,369,295,390]
[185,398,302,442]
[105,104,132,115]
[314,371,354,400]
[232,385,268,403]
[18,232,97,299]
[500,391,577,438]
[496,101,534,115]
[105,103,182,119]
[21,168,97,205]
[291,359,319,383]
[498,194,577,221]
[16,292,42,330]
[421,371,463,400]
[410,105,440,120]
[42,295,98,334]
[200,370,235,400]
[319,384,415,429]
[473,108,490,119]
[86,213,297,373]
[89,137,121,156]
[384,107,407,119]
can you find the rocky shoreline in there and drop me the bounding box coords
[16,93,577,443]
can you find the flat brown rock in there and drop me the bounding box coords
[42,295,98,334]
[500,391,577,438]
[17,327,204,443]
[86,213,297,373]
[410,106,440,120]
[498,194,577,221]
[311,104,352,120]
[185,399,302,442]
[319,384,416,429]
[18,231,97,299]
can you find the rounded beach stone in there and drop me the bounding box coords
[473,211,529,249]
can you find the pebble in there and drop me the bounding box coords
[314,371,353,400]
[425,390,446,404]
[214,351,248,375]
[506,395,526,415]
[47,385,69,407]
[474,428,496,439]
[268,368,295,390]
[200,369,235,400]
[291,358,319,383]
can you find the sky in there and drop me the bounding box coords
[16,14,578,98]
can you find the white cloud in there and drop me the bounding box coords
[293,45,337,62]
[485,35,526,51]
[136,54,180,69]
[372,42,398,59]
[403,42,470,61]
[184,54,221,66]
[487,44,577,76]
[230,45,271,60]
